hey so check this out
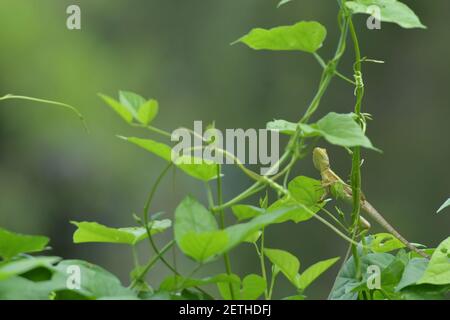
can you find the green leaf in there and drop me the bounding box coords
[345,0,426,29]
[299,113,379,151]
[98,93,133,123]
[216,274,265,300]
[329,260,360,300]
[173,198,294,262]
[347,253,410,299]
[243,231,262,244]
[396,258,428,291]
[0,259,136,300]
[119,91,159,125]
[329,253,396,300]
[174,197,227,262]
[71,220,171,245]
[177,207,292,262]
[241,274,266,300]
[0,228,49,260]
[124,136,172,161]
[52,260,136,299]
[0,276,60,300]
[235,21,327,53]
[264,248,300,285]
[174,196,218,238]
[119,90,146,115]
[268,113,378,150]
[231,204,264,221]
[178,231,229,262]
[121,137,218,181]
[0,256,60,281]
[297,257,340,290]
[418,237,450,285]
[380,258,406,288]
[221,207,293,253]
[137,99,159,125]
[287,176,324,216]
[99,91,159,125]
[400,284,450,300]
[217,274,242,300]
[437,198,450,214]
[160,273,239,291]
[268,176,324,223]
[370,233,406,253]
[266,119,297,135]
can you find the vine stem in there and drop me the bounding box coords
[131,245,140,269]
[131,123,172,138]
[348,12,365,280]
[0,94,89,132]
[142,163,177,276]
[130,240,175,288]
[212,151,292,212]
[327,229,356,299]
[215,164,236,300]
[300,11,349,124]
[259,229,269,300]
[140,163,210,296]
[212,14,350,214]
[313,53,355,85]
[267,265,277,300]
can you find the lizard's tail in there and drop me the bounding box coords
[362,201,430,259]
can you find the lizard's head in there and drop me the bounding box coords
[313,147,330,172]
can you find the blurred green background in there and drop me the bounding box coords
[0,0,449,299]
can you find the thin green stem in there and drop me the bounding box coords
[212,151,292,213]
[213,183,266,212]
[267,266,277,300]
[348,13,365,280]
[177,263,204,291]
[140,162,209,294]
[131,123,172,138]
[259,229,269,300]
[300,13,348,123]
[131,245,140,269]
[313,53,355,85]
[204,182,215,210]
[299,72,334,123]
[215,164,236,300]
[184,145,262,182]
[320,207,349,232]
[130,240,175,288]
[216,166,226,230]
[142,164,177,276]
[327,233,354,299]
[0,94,89,132]
[360,230,368,255]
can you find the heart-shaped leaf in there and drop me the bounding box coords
[235,21,327,53]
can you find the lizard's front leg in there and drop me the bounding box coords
[318,181,333,203]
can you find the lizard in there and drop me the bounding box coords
[313,147,430,259]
